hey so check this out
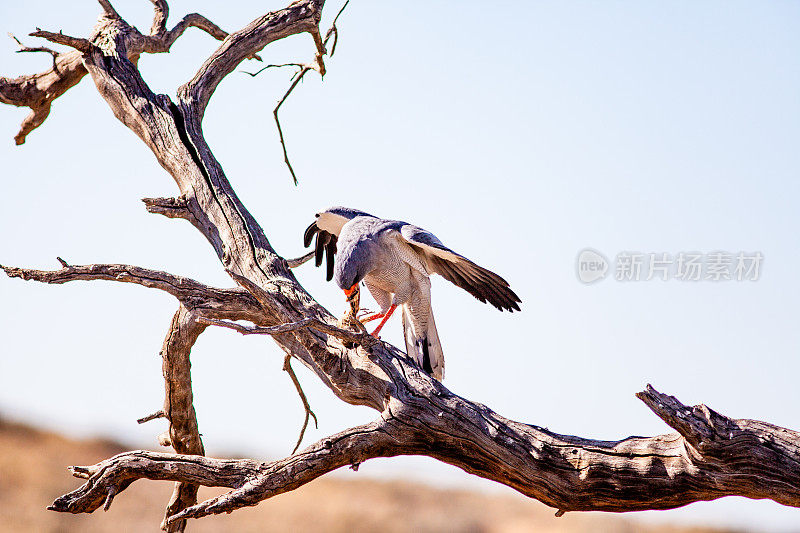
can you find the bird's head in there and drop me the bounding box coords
[334,255,368,295]
[313,206,372,237]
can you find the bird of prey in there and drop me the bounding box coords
[303,207,521,380]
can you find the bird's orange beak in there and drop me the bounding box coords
[343,284,357,297]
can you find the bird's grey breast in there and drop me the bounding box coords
[333,218,426,295]
[333,216,386,290]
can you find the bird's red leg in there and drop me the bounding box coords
[370,304,397,338]
[359,311,386,323]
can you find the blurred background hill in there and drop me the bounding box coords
[0,414,748,533]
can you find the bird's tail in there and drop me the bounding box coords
[401,305,445,380]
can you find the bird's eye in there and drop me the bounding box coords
[315,213,320,218]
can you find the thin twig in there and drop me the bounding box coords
[241,62,304,77]
[103,487,117,511]
[311,29,326,77]
[326,0,350,58]
[272,67,312,185]
[283,355,319,453]
[70,466,93,479]
[197,316,375,346]
[286,250,315,268]
[29,29,92,54]
[137,410,166,424]
[9,33,59,69]
[266,0,350,185]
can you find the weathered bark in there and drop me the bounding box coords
[44,383,800,523]
[2,0,798,529]
[158,306,206,532]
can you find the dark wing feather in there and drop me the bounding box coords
[325,236,337,281]
[314,231,328,267]
[304,221,338,281]
[303,221,318,248]
[400,224,521,312]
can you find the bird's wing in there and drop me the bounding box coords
[398,224,521,312]
[303,221,337,281]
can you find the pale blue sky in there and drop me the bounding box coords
[1,1,799,531]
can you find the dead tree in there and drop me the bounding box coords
[1,1,799,531]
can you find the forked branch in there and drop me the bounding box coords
[0,0,259,144]
[259,0,349,184]
[283,354,319,454]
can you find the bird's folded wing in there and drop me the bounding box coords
[398,225,521,312]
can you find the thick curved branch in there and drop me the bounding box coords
[49,421,395,517]
[50,386,800,520]
[180,0,324,117]
[158,305,207,532]
[0,49,86,144]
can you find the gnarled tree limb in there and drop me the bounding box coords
[0,0,257,144]
[3,0,798,530]
[45,385,800,520]
[0,262,262,320]
[158,305,207,532]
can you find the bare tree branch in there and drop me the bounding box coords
[197,316,375,347]
[29,30,93,53]
[0,47,86,144]
[48,421,394,519]
[242,62,304,77]
[97,0,122,21]
[159,305,207,532]
[0,2,257,144]
[45,386,800,521]
[0,261,263,320]
[272,65,310,185]
[264,0,349,184]
[144,13,260,60]
[180,0,325,118]
[326,0,350,58]
[9,32,59,68]
[283,354,319,454]
[142,196,192,220]
[137,410,166,424]
[285,250,315,268]
[149,0,170,36]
